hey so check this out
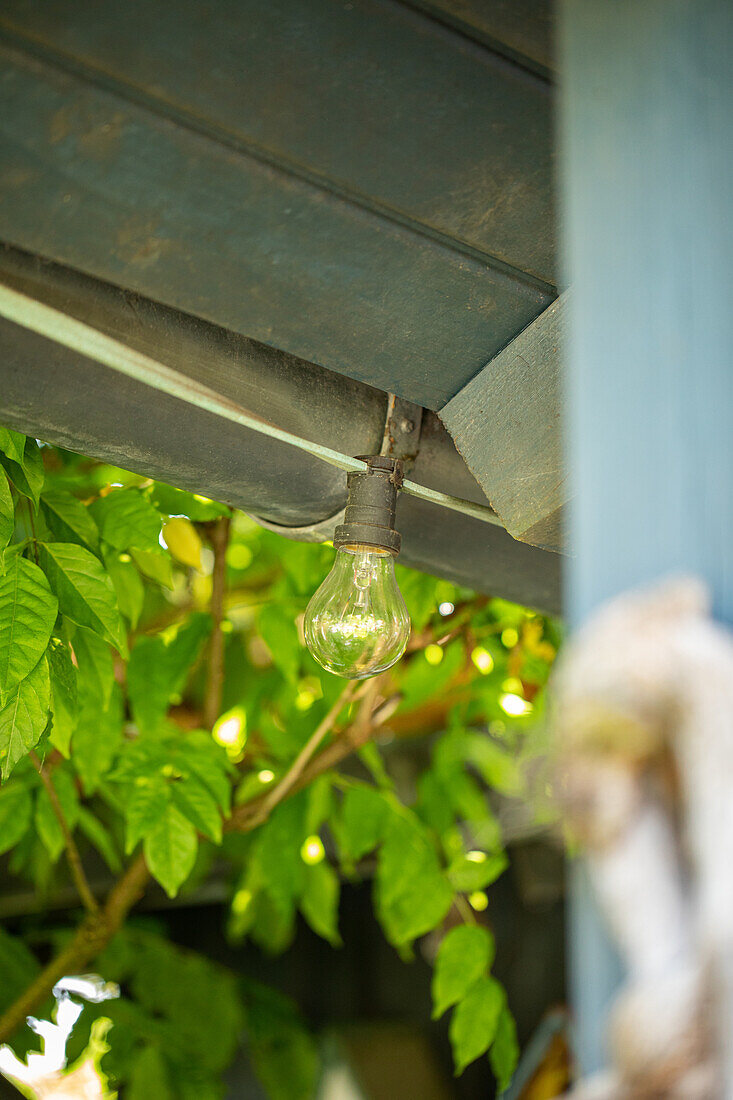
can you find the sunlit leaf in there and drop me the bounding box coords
[72,625,115,709]
[48,639,78,757]
[127,614,211,732]
[93,489,162,553]
[124,775,171,853]
[102,546,145,627]
[172,774,222,843]
[259,602,301,681]
[40,489,100,550]
[449,975,503,1075]
[431,925,494,1019]
[38,542,127,655]
[73,684,123,794]
[0,427,27,465]
[144,802,198,897]
[0,556,57,703]
[375,813,453,948]
[162,518,202,569]
[130,547,174,589]
[0,656,50,780]
[447,851,508,892]
[0,469,14,551]
[337,784,390,862]
[490,1000,519,1093]
[0,437,45,507]
[300,861,341,946]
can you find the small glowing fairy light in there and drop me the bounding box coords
[499,693,532,717]
[438,601,455,617]
[212,708,247,757]
[300,835,325,865]
[468,891,489,912]
[257,769,275,784]
[471,646,494,674]
[466,850,487,864]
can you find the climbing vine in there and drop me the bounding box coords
[0,429,559,1097]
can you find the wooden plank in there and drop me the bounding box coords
[0,0,557,286]
[0,246,562,611]
[559,0,733,1074]
[411,0,555,74]
[440,294,567,552]
[0,44,553,411]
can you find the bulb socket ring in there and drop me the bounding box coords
[333,455,402,555]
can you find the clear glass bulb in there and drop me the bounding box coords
[304,545,410,679]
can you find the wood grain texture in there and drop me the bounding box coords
[0,0,557,285]
[0,42,552,410]
[440,294,567,552]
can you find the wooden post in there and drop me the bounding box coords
[558,0,733,1074]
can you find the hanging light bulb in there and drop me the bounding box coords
[304,456,410,679]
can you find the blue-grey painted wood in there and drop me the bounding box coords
[559,0,733,1072]
[0,0,557,285]
[0,43,552,411]
[440,293,568,552]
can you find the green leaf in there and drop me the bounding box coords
[242,979,319,1100]
[48,639,78,757]
[124,775,171,853]
[464,734,523,797]
[72,684,123,794]
[35,762,80,861]
[72,625,115,708]
[102,546,144,627]
[0,782,33,854]
[259,602,301,681]
[0,556,57,703]
[38,542,127,655]
[251,795,307,911]
[449,976,504,1075]
[0,469,14,551]
[174,732,231,815]
[375,813,453,948]
[127,613,211,731]
[151,483,230,521]
[338,784,390,862]
[130,547,174,588]
[143,802,198,897]
[447,852,508,893]
[92,489,162,552]
[77,805,122,873]
[0,926,40,1014]
[128,1044,174,1100]
[432,925,495,1019]
[40,489,99,550]
[0,427,27,465]
[0,656,50,780]
[172,775,222,843]
[0,437,45,507]
[305,774,332,835]
[490,1002,519,1094]
[300,860,341,946]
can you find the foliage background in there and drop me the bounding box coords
[0,431,560,1098]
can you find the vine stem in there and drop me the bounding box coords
[30,751,99,916]
[0,674,390,1042]
[241,679,361,830]
[203,515,231,731]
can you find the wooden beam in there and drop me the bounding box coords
[440,294,568,553]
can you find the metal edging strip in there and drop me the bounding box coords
[0,281,503,529]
